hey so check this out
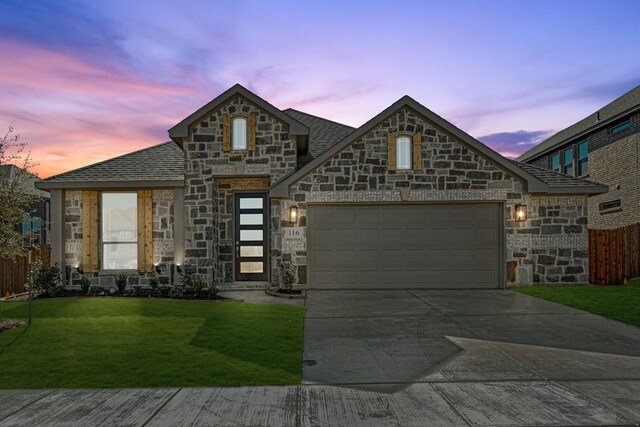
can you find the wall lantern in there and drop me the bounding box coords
[76,265,84,275]
[176,264,182,274]
[289,206,298,225]
[514,204,527,222]
[154,263,161,274]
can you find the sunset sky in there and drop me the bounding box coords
[1,0,639,178]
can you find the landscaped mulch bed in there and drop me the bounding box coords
[0,319,25,334]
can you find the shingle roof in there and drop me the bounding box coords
[512,161,607,190]
[517,83,640,162]
[40,142,184,186]
[1,164,49,197]
[283,108,355,167]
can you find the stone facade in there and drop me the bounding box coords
[587,134,640,229]
[270,108,589,286]
[63,189,176,288]
[183,95,298,282]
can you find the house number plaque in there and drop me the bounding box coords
[284,227,305,240]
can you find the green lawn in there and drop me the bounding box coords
[514,277,640,327]
[0,298,305,388]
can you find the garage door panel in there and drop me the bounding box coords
[309,204,502,289]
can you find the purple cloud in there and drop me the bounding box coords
[477,130,555,158]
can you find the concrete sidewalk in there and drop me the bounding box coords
[1,378,639,426]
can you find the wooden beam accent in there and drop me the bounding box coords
[412,132,422,171]
[387,133,396,171]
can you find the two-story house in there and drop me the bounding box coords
[517,84,640,229]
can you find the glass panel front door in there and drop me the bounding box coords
[235,193,267,281]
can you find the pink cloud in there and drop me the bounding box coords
[0,39,201,178]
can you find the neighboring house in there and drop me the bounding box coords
[35,84,606,289]
[1,164,50,248]
[517,84,640,229]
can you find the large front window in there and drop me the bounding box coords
[102,193,137,270]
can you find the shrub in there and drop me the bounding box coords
[148,276,159,290]
[207,281,218,298]
[157,286,171,299]
[192,276,205,296]
[168,286,183,299]
[29,263,62,297]
[115,273,128,293]
[280,261,296,291]
[131,286,142,297]
[79,277,90,295]
[179,264,195,289]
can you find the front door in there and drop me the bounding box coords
[234,193,268,281]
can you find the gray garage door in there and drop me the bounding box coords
[308,203,502,289]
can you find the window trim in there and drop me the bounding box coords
[395,135,412,171]
[100,191,138,271]
[231,115,248,151]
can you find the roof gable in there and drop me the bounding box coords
[169,84,309,146]
[270,96,570,197]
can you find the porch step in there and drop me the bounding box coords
[216,282,271,291]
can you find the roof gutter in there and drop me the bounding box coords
[35,179,184,190]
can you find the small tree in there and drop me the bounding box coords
[0,125,40,259]
[280,261,296,291]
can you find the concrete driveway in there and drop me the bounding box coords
[302,289,640,425]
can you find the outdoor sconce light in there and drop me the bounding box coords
[289,206,298,224]
[154,264,161,274]
[76,265,83,275]
[176,264,182,273]
[514,204,527,222]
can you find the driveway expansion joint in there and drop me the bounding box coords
[0,389,56,423]
[140,387,182,427]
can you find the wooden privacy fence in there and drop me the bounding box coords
[589,224,640,285]
[0,245,50,296]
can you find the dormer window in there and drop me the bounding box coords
[396,136,412,170]
[232,117,247,150]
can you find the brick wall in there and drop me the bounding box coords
[588,133,640,229]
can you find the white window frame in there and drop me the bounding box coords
[232,117,248,150]
[101,192,138,271]
[396,136,412,170]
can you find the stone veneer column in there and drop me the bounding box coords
[49,188,66,286]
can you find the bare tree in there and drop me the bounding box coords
[0,125,41,259]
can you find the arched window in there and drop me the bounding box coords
[232,117,247,150]
[396,136,411,170]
